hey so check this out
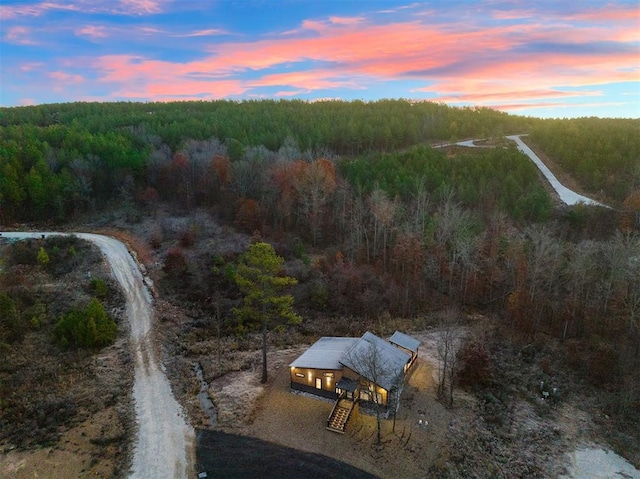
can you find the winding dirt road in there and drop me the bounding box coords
[1,232,194,479]
[436,136,608,207]
[505,135,607,207]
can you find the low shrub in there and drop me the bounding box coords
[55,298,117,349]
[457,340,493,390]
[89,277,108,298]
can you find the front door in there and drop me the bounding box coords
[315,377,322,390]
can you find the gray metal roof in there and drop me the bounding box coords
[289,337,358,370]
[389,331,421,353]
[340,332,410,391]
[336,377,358,392]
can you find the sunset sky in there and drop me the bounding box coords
[1,0,639,118]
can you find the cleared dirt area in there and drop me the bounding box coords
[193,326,639,479]
[0,235,133,479]
[1,406,129,479]
[202,332,452,479]
[246,358,449,478]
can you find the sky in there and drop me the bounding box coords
[1,0,639,118]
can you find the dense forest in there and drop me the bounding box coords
[0,99,531,223]
[1,99,639,448]
[2,100,637,223]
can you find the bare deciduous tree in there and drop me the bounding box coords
[369,188,398,266]
[294,159,337,245]
[436,309,463,408]
[343,334,404,446]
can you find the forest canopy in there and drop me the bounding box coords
[3,99,635,225]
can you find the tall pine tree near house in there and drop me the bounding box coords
[234,242,301,383]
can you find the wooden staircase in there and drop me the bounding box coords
[326,398,354,433]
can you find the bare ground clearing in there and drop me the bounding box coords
[1,406,129,479]
[0,236,133,479]
[193,328,637,479]
[208,336,451,479]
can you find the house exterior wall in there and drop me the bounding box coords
[290,366,342,399]
[341,366,359,382]
[359,379,389,406]
[393,344,418,371]
[341,366,390,406]
[289,366,395,406]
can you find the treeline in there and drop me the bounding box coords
[1,99,535,223]
[529,117,640,205]
[0,99,533,153]
[3,100,638,225]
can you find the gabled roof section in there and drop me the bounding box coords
[289,337,357,370]
[340,331,410,391]
[389,331,421,353]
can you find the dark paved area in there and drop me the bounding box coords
[196,429,379,479]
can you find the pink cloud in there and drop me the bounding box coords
[4,26,38,45]
[111,78,247,100]
[491,100,630,113]
[137,26,164,35]
[433,89,602,104]
[19,62,44,72]
[274,90,308,98]
[206,21,468,76]
[569,5,640,23]
[76,25,109,39]
[328,16,365,25]
[0,0,166,19]
[93,55,247,100]
[0,2,80,20]
[49,71,85,83]
[64,5,638,105]
[377,2,422,14]
[249,70,358,90]
[118,0,164,15]
[491,9,536,20]
[174,28,228,38]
